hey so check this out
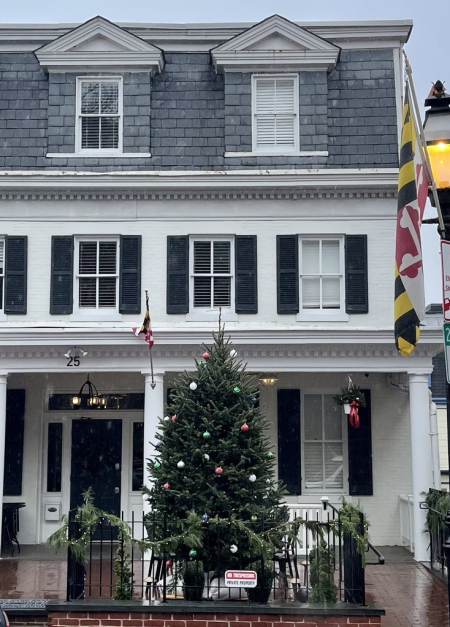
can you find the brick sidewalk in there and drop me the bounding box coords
[366,562,449,627]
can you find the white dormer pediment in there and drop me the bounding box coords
[212,14,340,73]
[35,16,164,73]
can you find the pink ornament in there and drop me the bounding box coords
[166,560,173,568]
[163,482,170,489]
[215,467,223,475]
[241,423,249,432]
[202,352,210,359]
[171,415,177,421]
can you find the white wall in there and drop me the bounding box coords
[0,195,395,329]
[9,368,412,547]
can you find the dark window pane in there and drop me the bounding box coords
[81,117,100,149]
[4,390,25,496]
[0,276,3,310]
[47,423,63,492]
[100,117,119,149]
[132,422,144,491]
[79,277,96,308]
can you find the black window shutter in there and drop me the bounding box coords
[235,235,257,314]
[277,389,301,494]
[50,236,74,315]
[345,235,368,314]
[119,235,142,314]
[5,236,27,314]
[167,236,189,314]
[348,389,372,495]
[277,235,299,314]
[3,389,26,496]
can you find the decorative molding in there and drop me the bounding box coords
[224,151,329,158]
[212,15,339,73]
[46,152,152,158]
[0,20,413,53]
[35,16,164,73]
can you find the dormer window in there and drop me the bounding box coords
[77,78,122,153]
[252,75,299,153]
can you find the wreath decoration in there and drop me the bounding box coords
[333,386,366,429]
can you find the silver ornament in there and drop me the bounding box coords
[177,460,185,469]
[204,453,210,460]
[230,349,237,357]
[189,381,198,390]
[163,416,170,421]
[249,474,256,482]
[230,544,238,554]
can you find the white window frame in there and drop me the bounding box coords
[186,236,237,322]
[0,237,5,317]
[297,235,348,322]
[251,73,299,155]
[71,235,122,321]
[302,389,348,495]
[75,77,123,156]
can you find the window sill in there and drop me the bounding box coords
[69,313,123,322]
[224,151,329,158]
[186,312,238,322]
[296,312,349,322]
[46,152,152,159]
[0,313,7,322]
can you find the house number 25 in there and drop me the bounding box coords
[67,357,81,367]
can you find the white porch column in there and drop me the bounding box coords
[408,372,433,561]
[142,372,165,515]
[0,374,8,548]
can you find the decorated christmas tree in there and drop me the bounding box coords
[143,326,288,573]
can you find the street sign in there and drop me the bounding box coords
[444,323,450,384]
[224,570,257,588]
[441,240,450,322]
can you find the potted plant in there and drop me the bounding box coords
[333,387,366,427]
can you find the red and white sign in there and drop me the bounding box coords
[224,570,257,588]
[441,241,450,321]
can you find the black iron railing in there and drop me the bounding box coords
[66,507,369,604]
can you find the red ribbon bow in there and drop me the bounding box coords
[349,400,360,429]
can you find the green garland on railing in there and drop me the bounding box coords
[423,488,449,535]
[338,499,370,566]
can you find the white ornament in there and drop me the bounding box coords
[164,416,170,421]
[190,381,198,390]
[230,349,237,357]
[204,453,210,461]
[177,460,185,469]
[266,479,271,484]
[249,474,257,483]
[230,544,238,554]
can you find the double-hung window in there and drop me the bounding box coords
[299,237,345,319]
[77,78,122,153]
[252,75,299,153]
[189,237,234,314]
[74,237,119,314]
[303,393,345,492]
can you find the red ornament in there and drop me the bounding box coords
[202,352,210,359]
[241,423,249,431]
[171,415,177,421]
[166,560,173,568]
[215,467,223,475]
[349,400,360,429]
[163,482,170,489]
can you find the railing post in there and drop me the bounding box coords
[343,511,365,605]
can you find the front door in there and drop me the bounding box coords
[70,419,122,516]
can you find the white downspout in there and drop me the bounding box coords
[429,390,441,490]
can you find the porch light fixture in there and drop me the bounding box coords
[259,373,279,386]
[423,80,450,189]
[70,374,106,409]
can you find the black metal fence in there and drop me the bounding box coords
[422,489,448,577]
[66,506,368,604]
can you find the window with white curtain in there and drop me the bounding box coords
[190,237,234,313]
[77,78,122,152]
[0,239,4,311]
[74,237,119,314]
[303,393,345,492]
[299,237,344,314]
[252,75,299,152]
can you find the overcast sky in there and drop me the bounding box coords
[1,0,449,305]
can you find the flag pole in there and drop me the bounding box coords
[145,289,156,389]
[403,50,445,233]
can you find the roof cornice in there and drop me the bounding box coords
[0,168,399,192]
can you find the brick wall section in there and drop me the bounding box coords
[49,612,381,627]
[327,49,398,167]
[0,52,48,169]
[150,53,225,169]
[0,48,398,171]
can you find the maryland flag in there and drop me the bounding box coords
[132,293,154,349]
[394,84,428,356]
